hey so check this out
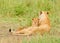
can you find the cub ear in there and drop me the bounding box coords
[32,18,34,20]
[40,11,42,14]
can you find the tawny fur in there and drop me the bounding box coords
[11,11,50,35]
[11,18,39,35]
[32,18,39,26]
[38,11,50,35]
[13,26,38,35]
[15,18,38,32]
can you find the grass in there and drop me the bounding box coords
[0,0,60,43]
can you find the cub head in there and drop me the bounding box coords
[32,18,39,26]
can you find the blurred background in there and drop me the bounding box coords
[0,0,60,43]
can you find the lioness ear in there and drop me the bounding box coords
[47,11,49,14]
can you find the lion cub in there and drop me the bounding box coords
[32,18,39,26]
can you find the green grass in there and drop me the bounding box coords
[0,0,60,43]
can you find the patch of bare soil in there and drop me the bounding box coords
[0,22,32,43]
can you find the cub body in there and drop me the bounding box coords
[10,18,39,35]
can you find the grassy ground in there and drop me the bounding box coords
[0,0,60,43]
